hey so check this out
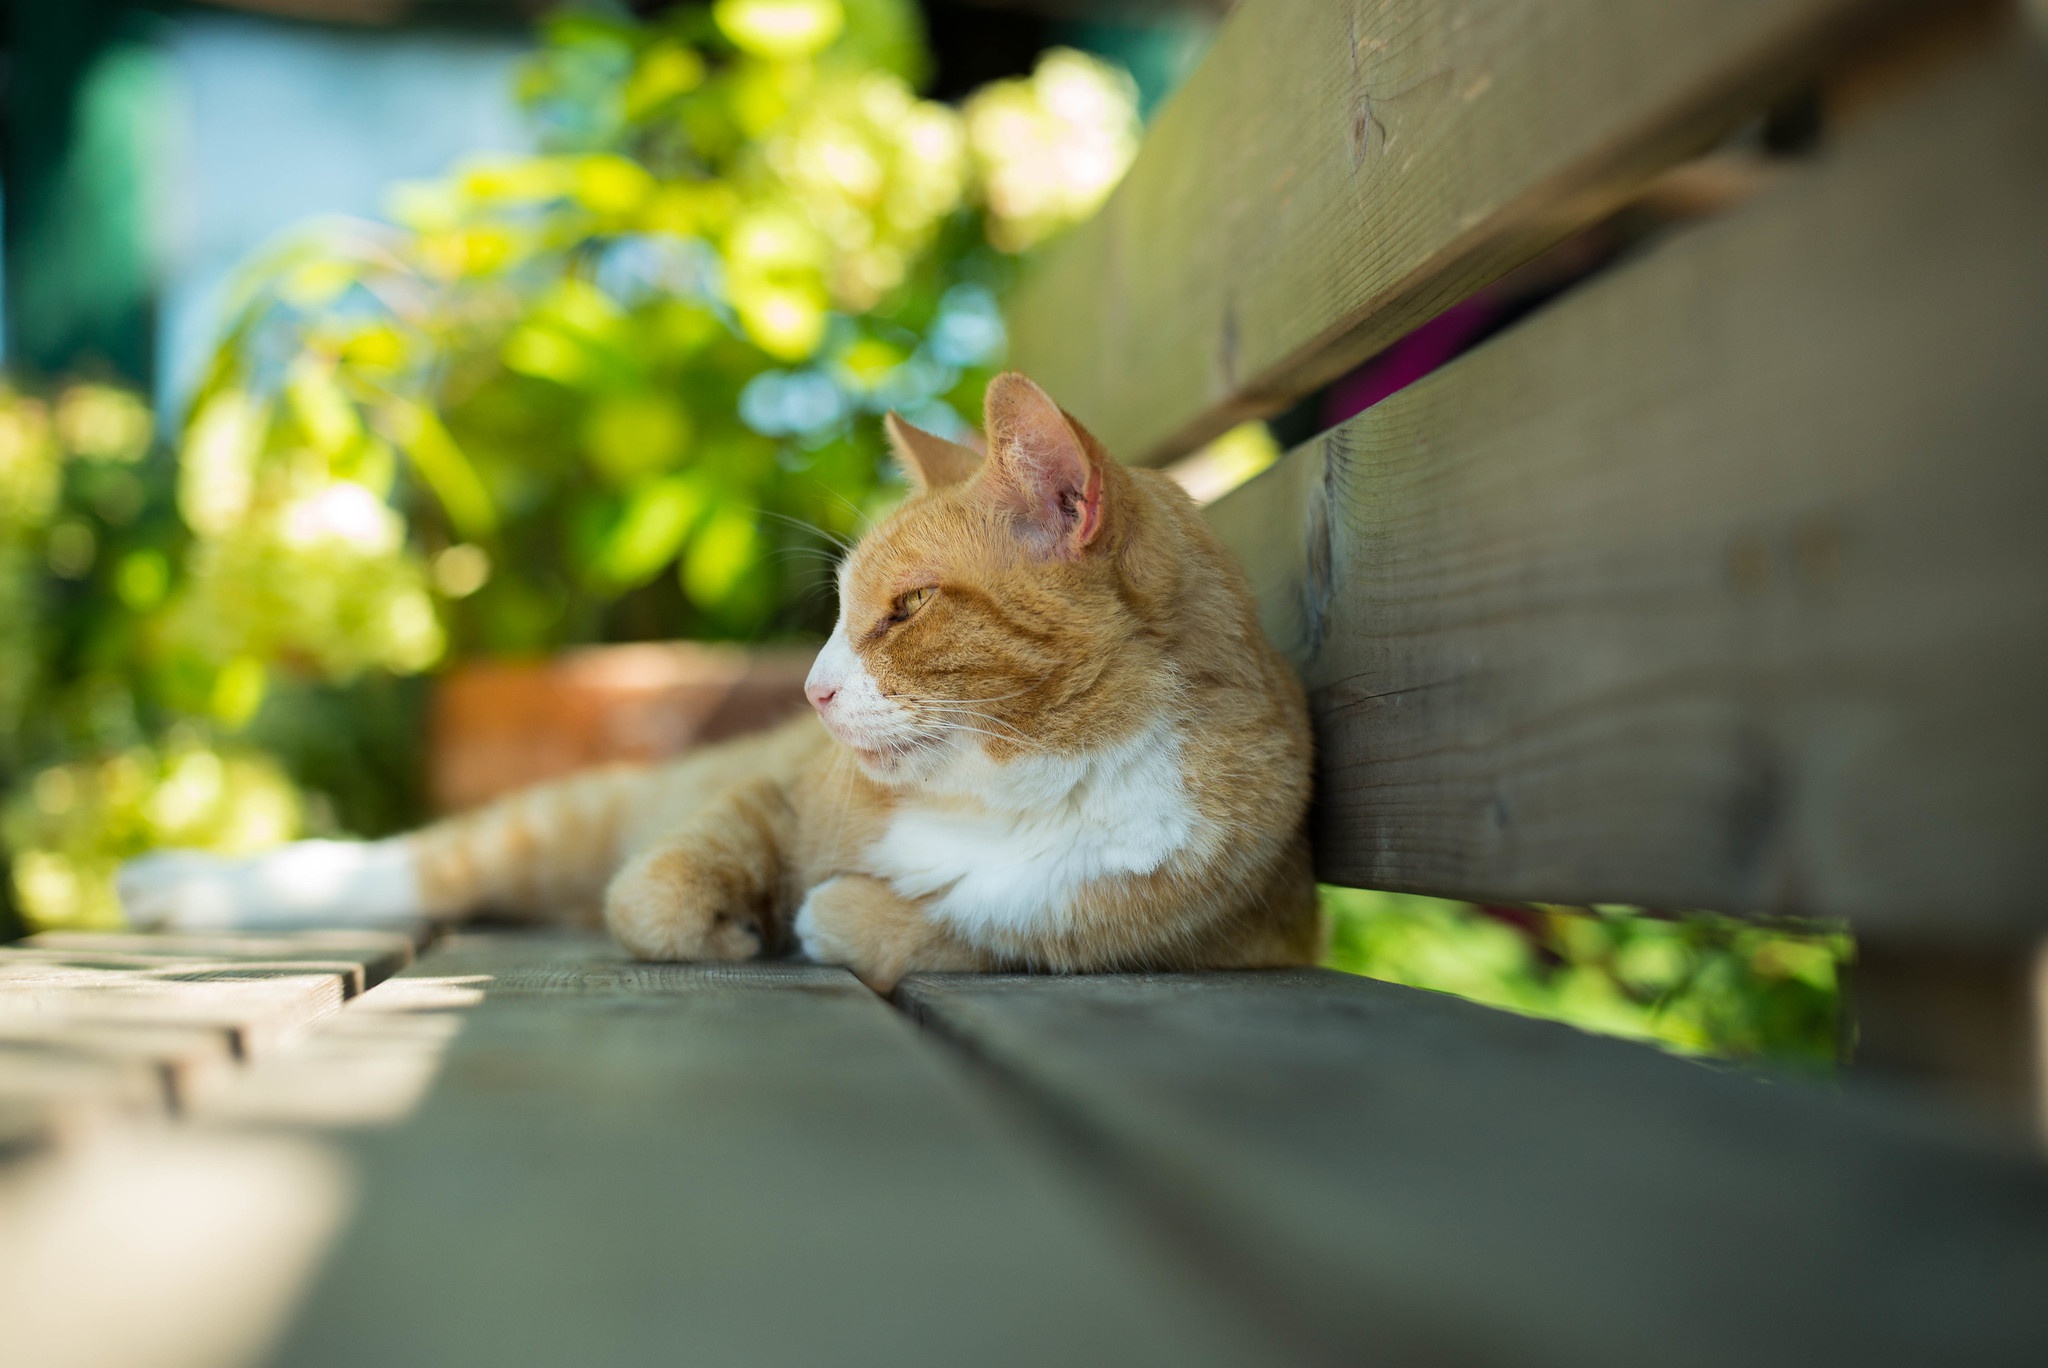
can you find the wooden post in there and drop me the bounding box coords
[1847,939,2048,1145]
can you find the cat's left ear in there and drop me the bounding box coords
[982,372,1108,558]
[884,413,982,493]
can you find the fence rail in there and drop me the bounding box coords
[1008,0,1925,467]
[1199,32,2048,934]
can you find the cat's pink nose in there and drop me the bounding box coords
[806,680,838,711]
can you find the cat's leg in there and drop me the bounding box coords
[604,777,796,963]
[118,763,656,933]
[793,874,990,993]
[117,839,424,932]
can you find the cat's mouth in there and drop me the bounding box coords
[825,721,942,775]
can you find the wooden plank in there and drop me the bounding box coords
[0,1130,352,1368]
[226,933,1295,1368]
[0,1021,236,1114]
[18,929,418,996]
[1204,31,2048,933]
[0,935,397,1132]
[0,963,348,1059]
[0,1044,170,1124]
[902,970,2048,1368]
[1007,0,1924,466]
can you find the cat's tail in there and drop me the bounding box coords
[117,764,658,935]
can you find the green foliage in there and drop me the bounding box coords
[1322,887,1849,1067]
[0,379,311,930]
[180,0,1139,664]
[0,5,1853,1075]
[2,2,1142,933]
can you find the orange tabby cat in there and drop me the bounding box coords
[120,374,1319,990]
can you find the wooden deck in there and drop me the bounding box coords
[5,927,2047,1367]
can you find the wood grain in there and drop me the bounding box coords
[0,932,422,1150]
[23,930,417,995]
[0,961,348,1058]
[901,970,2048,1368]
[1006,0,1921,465]
[1205,33,2048,934]
[244,932,1295,1368]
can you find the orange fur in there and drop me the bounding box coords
[396,373,1318,990]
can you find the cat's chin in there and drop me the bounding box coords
[834,732,945,784]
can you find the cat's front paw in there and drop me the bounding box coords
[792,882,859,972]
[603,848,770,963]
[794,876,977,993]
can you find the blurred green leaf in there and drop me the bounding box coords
[597,475,709,588]
[381,401,499,540]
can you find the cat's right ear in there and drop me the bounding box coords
[884,413,982,493]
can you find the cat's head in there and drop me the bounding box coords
[805,372,1188,786]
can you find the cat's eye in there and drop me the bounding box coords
[892,585,937,622]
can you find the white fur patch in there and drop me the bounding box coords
[807,617,897,730]
[865,715,1199,940]
[791,883,848,965]
[117,839,424,932]
[806,606,939,781]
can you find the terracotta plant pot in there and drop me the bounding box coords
[427,642,816,813]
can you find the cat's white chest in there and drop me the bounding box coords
[864,717,1200,940]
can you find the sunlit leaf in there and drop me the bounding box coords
[585,392,694,485]
[380,402,499,540]
[573,154,657,215]
[625,42,706,118]
[683,502,762,607]
[503,324,597,385]
[54,384,154,462]
[286,356,362,458]
[179,391,267,538]
[731,280,829,359]
[715,0,845,60]
[114,549,170,612]
[598,475,708,588]
[210,656,269,729]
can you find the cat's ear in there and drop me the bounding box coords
[884,412,982,493]
[982,372,1107,558]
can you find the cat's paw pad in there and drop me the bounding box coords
[603,852,766,963]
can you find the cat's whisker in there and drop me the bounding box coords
[933,722,1050,754]
[757,508,855,554]
[895,678,1053,707]
[914,707,1049,752]
[907,704,1048,744]
[810,479,876,534]
[767,547,846,575]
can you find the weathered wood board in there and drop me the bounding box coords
[0,1022,236,1115]
[1205,33,2048,932]
[0,932,409,1139]
[238,933,1292,1368]
[1007,0,1920,465]
[23,930,416,995]
[0,1130,353,1368]
[902,970,2048,1368]
[0,963,347,1059]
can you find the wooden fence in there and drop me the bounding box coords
[1011,0,2048,1119]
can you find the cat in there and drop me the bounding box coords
[118,373,1320,991]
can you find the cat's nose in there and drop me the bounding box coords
[805,679,838,711]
